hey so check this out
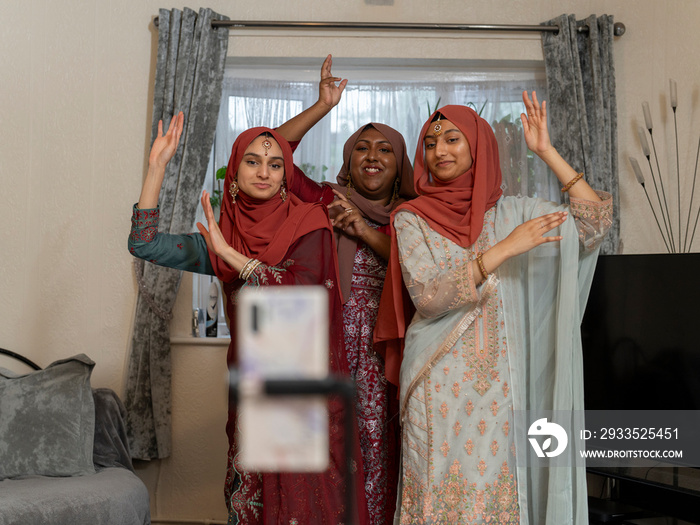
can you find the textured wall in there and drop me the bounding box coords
[1,1,699,522]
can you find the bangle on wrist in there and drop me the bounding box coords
[239,258,262,281]
[476,252,489,280]
[561,172,584,193]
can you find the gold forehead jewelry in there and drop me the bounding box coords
[262,138,272,156]
[433,116,442,136]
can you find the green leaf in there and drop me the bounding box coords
[216,166,227,181]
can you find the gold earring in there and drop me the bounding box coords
[280,178,287,202]
[346,174,355,198]
[390,176,400,203]
[229,177,239,204]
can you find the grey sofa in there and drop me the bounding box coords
[0,351,151,525]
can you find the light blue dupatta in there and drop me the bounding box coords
[496,195,600,525]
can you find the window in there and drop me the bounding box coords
[193,57,550,337]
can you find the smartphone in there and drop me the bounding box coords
[236,285,329,472]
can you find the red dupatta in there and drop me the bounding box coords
[374,106,503,385]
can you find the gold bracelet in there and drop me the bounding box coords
[476,252,489,280]
[561,172,584,193]
[239,258,261,281]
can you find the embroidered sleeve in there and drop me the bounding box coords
[394,210,481,319]
[239,229,339,291]
[569,190,613,252]
[127,204,214,275]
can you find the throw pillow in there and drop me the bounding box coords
[0,354,96,479]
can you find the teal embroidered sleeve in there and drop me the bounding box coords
[128,204,215,276]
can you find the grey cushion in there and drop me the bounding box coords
[0,354,96,479]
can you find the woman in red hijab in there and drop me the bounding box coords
[374,93,613,524]
[129,115,368,524]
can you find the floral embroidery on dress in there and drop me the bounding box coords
[452,382,461,398]
[481,462,519,523]
[490,440,499,456]
[478,418,487,435]
[324,279,334,289]
[465,399,474,416]
[465,439,474,455]
[249,259,294,285]
[490,400,499,416]
[440,440,450,457]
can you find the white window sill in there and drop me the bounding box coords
[171,337,231,347]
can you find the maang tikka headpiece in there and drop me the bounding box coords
[261,138,272,156]
[433,115,443,137]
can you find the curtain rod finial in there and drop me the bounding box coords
[614,22,625,37]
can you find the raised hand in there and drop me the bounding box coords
[149,112,184,170]
[318,54,347,110]
[197,190,233,259]
[500,211,567,258]
[520,91,553,158]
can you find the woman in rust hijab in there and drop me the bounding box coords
[374,93,613,524]
[129,116,369,524]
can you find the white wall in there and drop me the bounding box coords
[2,1,699,522]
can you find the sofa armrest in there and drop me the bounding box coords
[92,388,134,472]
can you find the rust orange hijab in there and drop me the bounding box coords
[374,106,503,385]
[210,127,336,283]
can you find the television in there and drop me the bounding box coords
[581,253,700,411]
[581,253,700,523]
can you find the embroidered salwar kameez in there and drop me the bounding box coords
[393,192,612,525]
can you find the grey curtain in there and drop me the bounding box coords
[542,14,620,254]
[124,7,229,460]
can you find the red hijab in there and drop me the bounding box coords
[375,106,503,385]
[210,127,335,283]
[328,123,415,302]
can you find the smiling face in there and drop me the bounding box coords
[348,127,398,205]
[236,135,285,201]
[423,119,473,182]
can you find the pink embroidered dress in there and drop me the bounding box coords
[292,179,401,525]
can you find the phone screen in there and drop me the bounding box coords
[236,286,330,471]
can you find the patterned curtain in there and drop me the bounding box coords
[124,7,229,460]
[542,14,620,254]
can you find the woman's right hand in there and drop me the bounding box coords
[499,211,567,258]
[149,112,184,170]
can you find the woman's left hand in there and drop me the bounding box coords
[328,190,368,239]
[197,191,233,259]
[521,91,554,157]
[318,54,347,110]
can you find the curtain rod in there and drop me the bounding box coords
[153,18,627,37]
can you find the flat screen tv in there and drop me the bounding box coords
[581,253,700,411]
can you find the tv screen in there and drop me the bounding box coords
[581,253,700,411]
